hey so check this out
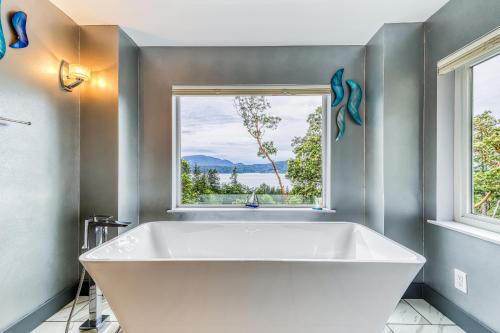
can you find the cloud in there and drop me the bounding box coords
[180,95,322,164]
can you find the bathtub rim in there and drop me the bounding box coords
[79,221,426,265]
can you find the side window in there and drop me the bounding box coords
[471,55,500,219]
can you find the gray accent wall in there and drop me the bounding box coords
[365,27,385,234]
[365,24,424,265]
[423,0,500,331]
[0,0,80,330]
[80,26,120,222]
[425,224,500,331]
[80,26,140,230]
[118,30,140,228]
[139,46,365,222]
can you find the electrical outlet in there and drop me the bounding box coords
[454,268,467,293]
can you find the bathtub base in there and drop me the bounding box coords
[85,261,420,333]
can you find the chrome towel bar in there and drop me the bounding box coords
[0,116,31,125]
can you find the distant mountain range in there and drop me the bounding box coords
[183,155,288,174]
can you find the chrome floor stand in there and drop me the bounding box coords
[79,278,109,331]
[77,215,130,332]
[79,315,110,331]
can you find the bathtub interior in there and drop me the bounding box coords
[81,222,424,263]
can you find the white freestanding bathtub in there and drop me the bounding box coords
[80,221,425,333]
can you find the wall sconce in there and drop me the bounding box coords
[59,60,91,92]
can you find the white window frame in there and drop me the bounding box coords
[453,49,500,232]
[171,85,332,210]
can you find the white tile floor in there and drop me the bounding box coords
[387,300,465,333]
[33,297,120,333]
[32,298,466,333]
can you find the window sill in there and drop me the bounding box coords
[168,207,336,213]
[427,220,500,246]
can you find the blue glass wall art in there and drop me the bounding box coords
[336,105,346,142]
[346,79,363,125]
[10,11,29,49]
[0,0,6,59]
[330,68,344,107]
[329,68,364,142]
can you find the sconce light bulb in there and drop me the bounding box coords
[68,64,91,82]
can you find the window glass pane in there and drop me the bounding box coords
[179,95,324,206]
[472,54,500,219]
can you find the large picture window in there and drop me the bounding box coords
[172,86,331,208]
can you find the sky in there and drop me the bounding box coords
[180,95,323,164]
[473,53,500,119]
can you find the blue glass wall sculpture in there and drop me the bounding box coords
[0,0,6,59]
[336,105,346,142]
[10,11,29,49]
[346,79,363,125]
[330,68,344,107]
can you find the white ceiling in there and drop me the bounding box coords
[49,0,448,47]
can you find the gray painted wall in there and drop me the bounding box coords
[80,26,120,224]
[365,24,424,265]
[80,26,139,232]
[365,26,385,234]
[139,46,365,222]
[423,0,500,331]
[0,0,80,330]
[425,224,500,331]
[383,23,424,258]
[118,30,140,228]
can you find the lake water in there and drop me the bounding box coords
[219,173,291,189]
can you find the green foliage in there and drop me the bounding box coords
[286,107,323,200]
[233,96,280,138]
[207,168,221,191]
[181,160,251,205]
[220,167,252,199]
[255,183,282,195]
[180,160,197,204]
[258,141,278,158]
[473,111,500,218]
[230,167,238,185]
[192,164,211,195]
[220,182,250,196]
